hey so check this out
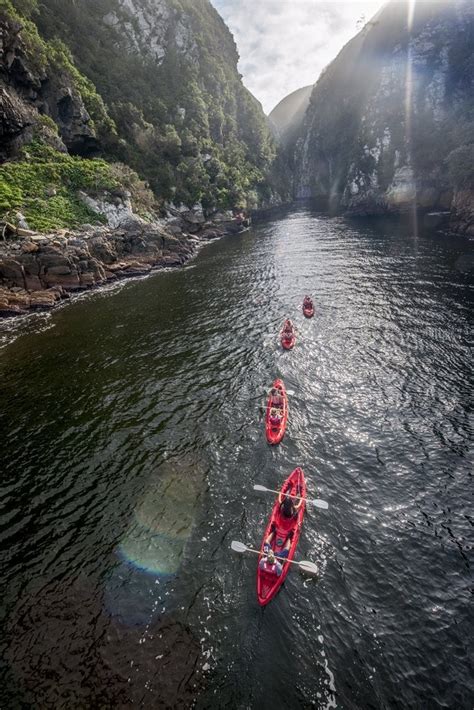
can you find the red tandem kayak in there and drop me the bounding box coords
[303,301,314,318]
[265,378,288,445]
[257,467,306,606]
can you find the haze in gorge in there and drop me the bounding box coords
[0,0,472,708]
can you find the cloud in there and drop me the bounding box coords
[209,0,386,113]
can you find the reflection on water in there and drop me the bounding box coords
[119,457,206,576]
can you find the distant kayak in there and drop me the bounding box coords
[280,319,296,350]
[257,467,306,606]
[303,299,314,318]
[265,378,288,445]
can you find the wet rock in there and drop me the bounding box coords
[29,289,59,309]
[0,213,237,317]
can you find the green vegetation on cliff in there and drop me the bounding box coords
[10,0,282,211]
[0,0,114,139]
[0,141,116,230]
[0,138,159,230]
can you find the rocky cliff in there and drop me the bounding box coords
[0,207,245,316]
[0,0,285,236]
[33,0,284,210]
[294,0,474,234]
[1,0,279,316]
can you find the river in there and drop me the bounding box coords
[0,205,472,709]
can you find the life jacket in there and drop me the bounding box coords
[261,559,281,576]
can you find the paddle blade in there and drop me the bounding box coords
[253,484,268,492]
[311,499,329,510]
[231,540,248,553]
[298,560,319,576]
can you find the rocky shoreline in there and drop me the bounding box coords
[0,210,245,318]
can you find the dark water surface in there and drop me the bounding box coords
[0,206,472,709]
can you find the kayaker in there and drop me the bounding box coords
[271,387,284,408]
[279,485,303,519]
[269,407,282,426]
[263,525,294,558]
[259,548,283,576]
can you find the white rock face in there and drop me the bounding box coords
[103,0,194,64]
[294,0,471,215]
[386,166,417,206]
[78,191,141,228]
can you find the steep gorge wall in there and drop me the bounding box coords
[33,0,285,210]
[294,0,474,234]
[0,0,287,234]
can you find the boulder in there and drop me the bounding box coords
[25,275,43,291]
[42,271,81,289]
[21,241,39,254]
[0,257,25,287]
[89,236,118,264]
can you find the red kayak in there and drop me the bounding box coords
[303,300,314,318]
[265,378,288,445]
[280,319,296,350]
[257,467,306,606]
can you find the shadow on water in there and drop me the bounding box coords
[3,454,210,707]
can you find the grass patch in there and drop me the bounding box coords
[0,141,118,230]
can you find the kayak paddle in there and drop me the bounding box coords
[253,484,329,510]
[231,540,318,576]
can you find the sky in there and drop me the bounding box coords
[209,0,387,114]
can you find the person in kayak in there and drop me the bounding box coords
[303,296,313,307]
[270,387,284,408]
[269,407,282,426]
[279,484,303,519]
[259,548,283,576]
[262,526,294,561]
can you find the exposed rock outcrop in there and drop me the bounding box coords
[450,189,474,236]
[0,210,241,316]
[0,10,102,159]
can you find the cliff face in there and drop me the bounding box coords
[0,0,285,235]
[294,0,474,233]
[0,2,113,161]
[33,0,283,209]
